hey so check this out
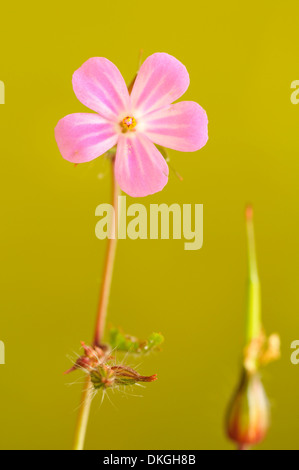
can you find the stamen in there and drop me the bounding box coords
[120,116,137,132]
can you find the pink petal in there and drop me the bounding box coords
[55,113,118,163]
[72,58,130,121]
[130,53,190,117]
[115,134,169,197]
[141,101,208,152]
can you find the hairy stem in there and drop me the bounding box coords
[72,159,120,450]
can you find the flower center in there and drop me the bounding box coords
[120,116,137,132]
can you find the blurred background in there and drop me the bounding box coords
[0,0,298,450]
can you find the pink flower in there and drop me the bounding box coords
[55,53,208,197]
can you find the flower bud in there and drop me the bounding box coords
[90,364,115,389]
[90,364,157,390]
[226,370,270,449]
[65,342,157,392]
[64,342,111,375]
[112,365,157,386]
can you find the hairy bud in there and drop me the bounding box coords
[65,342,157,391]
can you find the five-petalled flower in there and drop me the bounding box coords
[55,53,208,197]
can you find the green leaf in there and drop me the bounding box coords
[109,328,164,354]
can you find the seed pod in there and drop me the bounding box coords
[226,370,270,449]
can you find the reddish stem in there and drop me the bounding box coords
[73,159,120,450]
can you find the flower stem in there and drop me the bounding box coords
[245,205,261,343]
[72,375,93,451]
[93,164,120,346]
[72,159,120,450]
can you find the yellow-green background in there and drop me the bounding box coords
[0,0,298,450]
